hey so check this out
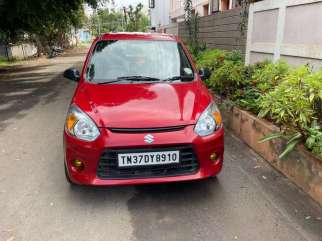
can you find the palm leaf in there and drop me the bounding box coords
[279,139,301,159]
[286,132,302,145]
[259,133,284,143]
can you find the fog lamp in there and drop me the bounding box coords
[210,153,217,162]
[72,159,84,170]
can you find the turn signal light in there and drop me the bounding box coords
[212,111,222,127]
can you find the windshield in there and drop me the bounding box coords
[85,40,194,83]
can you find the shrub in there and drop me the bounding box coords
[195,48,321,157]
[196,49,227,71]
[231,60,290,114]
[209,60,246,97]
[251,60,290,92]
[258,66,322,158]
[305,121,322,157]
[196,49,242,71]
[258,66,314,132]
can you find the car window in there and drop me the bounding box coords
[86,40,194,83]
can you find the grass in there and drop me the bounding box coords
[0,57,20,67]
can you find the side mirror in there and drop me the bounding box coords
[199,68,211,81]
[63,68,80,82]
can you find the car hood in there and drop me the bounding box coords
[74,82,211,128]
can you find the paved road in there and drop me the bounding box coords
[0,52,321,241]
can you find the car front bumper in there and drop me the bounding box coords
[64,125,224,186]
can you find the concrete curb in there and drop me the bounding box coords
[220,105,322,206]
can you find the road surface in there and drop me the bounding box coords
[0,51,321,241]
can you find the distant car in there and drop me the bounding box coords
[63,32,224,186]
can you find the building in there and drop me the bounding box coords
[169,0,241,23]
[149,0,171,31]
[77,29,92,43]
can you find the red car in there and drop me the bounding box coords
[63,32,224,186]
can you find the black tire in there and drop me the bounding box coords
[64,162,76,186]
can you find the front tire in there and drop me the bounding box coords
[64,162,76,186]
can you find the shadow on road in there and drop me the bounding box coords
[65,178,223,210]
[0,55,83,132]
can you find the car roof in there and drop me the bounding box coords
[99,32,178,41]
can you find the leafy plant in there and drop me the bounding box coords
[259,132,303,159]
[305,121,322,157]
[258,66,322,158]
[258,66,314,132]
[209,60,247,96]
[251,60,290,92]
[196,49,229,71]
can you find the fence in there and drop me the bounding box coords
[0,43,37,60]
[164,23,179,35]
[178,7,246,53]
[245,0,322,70]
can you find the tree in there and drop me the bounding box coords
[89,3,149,36]
[90,8,124,35]
[125,3,149,32]
[184,0,203,56]
[0,0,104,54]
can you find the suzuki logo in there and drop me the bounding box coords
[144,134,154,144]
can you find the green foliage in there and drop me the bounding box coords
[125,3,149,32]
[196,49,228,71]
[209,60,246,96]
[91,8,124,35]
[256,66,322,158]
[195,49,246,97]
[0,0,103,53]
[260,132,303,159]
[305,121,322,157]
[90,3,149,36]
[184,0,204,57]
[251,60,290,92]
[195,48,321,158]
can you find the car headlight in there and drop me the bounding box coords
[65,105,100,141]
[194,102,222,136]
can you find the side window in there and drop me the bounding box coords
[178,44,194,77]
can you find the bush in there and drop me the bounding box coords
[196,49,228,71]
[195,48,322,158]
[305,121,322,157]
[251,60,290,92]
[209,60,247,96]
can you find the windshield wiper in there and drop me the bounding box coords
[96,76,160,85]
[163,75,194,82]
[117,76,161,82]
[96,79,124,84]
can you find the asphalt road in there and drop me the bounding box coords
[0,51,322,241]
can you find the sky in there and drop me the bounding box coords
[85,0,148,16]
[112,0,148,8]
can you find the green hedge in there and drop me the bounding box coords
[195,49,322,158]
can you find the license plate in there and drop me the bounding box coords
[118,151,180,167]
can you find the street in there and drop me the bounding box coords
[0,51,321,241]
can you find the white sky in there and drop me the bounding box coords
[112,0,148,8]
[85,0,148,16]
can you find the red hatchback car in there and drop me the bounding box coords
[63,32,224,186]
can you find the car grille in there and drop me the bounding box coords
[108,126,186,133]
[97,145,199,179]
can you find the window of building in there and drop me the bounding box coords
[149,0,155,9]
[221,0,230,11]
[203,4,209,16]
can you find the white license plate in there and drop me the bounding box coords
[118,151,180,167]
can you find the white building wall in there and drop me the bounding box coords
[150,0,171,29]
[245,0,322,70]
[170,0,211,21]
